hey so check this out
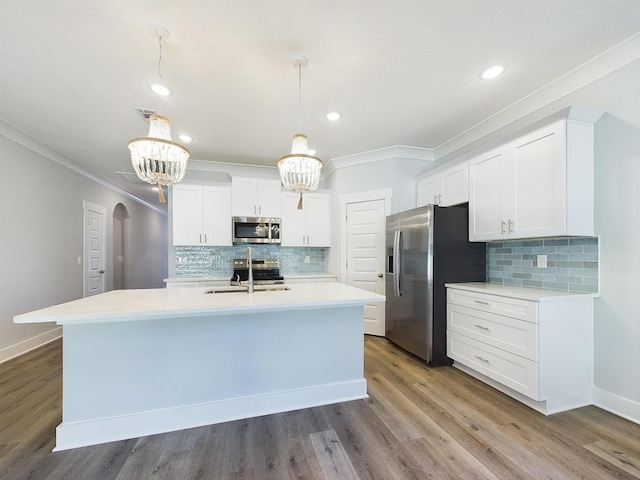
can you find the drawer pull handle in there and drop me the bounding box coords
[474,324,489,330]
[475,355,490,363]
[474,300,490,305]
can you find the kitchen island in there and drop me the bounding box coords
[14,283,384,451]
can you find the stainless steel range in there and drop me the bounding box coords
[231,258,284,285]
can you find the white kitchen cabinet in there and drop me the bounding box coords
[469,118,594,241]
[232,177,282,217]
[171,184,232,246]
[417,161,468,207]
[284,275,337,284]
[446,283,594,415]
[165,278,230,288]
[281,191,331,247]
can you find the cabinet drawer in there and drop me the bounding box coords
[448,304,537,360]
[448,331,539,400]
[447,289,537,323]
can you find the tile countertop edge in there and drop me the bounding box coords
[14,283,384,326]
[445,282,599,302]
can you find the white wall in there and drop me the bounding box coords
[589,62,640,421]
[0,131,168,362]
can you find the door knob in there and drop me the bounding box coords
[378,273,383,278]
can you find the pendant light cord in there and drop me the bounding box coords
[157,34,163,115]
[297,63,302,133]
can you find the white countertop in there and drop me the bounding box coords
[445,282,598,301]
[14,282,384,325]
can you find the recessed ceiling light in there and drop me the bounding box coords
[150,83,170,96]
[178,134,192,143]
[481,64,505,80]
[326,112,341,121]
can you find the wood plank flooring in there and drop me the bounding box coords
[1,336,639,479]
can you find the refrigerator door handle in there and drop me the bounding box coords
[392,230,399,297]
[393,230,403,297]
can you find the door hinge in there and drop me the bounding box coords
[345,261,348,269]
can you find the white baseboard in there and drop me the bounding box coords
[593,387,640,426]
[53,379,368,451]
[0,328,62,364]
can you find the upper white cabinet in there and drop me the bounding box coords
[232,177,282,217]
[469,118,594,241]
[281,191,331,247]
[171,184,232,246]
[417,161,468,207]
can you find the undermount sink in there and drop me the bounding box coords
[204,285,291,294]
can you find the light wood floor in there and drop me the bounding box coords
[1,336,639,480]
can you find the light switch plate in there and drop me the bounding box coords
[537,254,547,268]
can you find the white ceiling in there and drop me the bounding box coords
[1,1,639,207]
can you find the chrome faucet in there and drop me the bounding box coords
[247,246,254,293]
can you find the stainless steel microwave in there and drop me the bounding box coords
[232,217,281,244]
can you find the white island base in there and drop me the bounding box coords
[15,283,383,451]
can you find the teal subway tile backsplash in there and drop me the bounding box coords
[175,245,326,278]
[486,237,599,293]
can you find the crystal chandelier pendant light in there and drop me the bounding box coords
[128,24,189,203]
[277,55,323,210]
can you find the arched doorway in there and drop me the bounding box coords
[113,203,130,290]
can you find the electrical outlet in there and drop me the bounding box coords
[537,254,547,268]
[304,256,310,264]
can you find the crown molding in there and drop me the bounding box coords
[324,145,434,177]
[0,119,165,215]
[433,32,640,163]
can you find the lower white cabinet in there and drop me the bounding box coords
[284,275,337,284]
[446,284,594,414]
[165,279,230,288]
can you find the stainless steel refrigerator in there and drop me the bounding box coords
[385,204,485,365]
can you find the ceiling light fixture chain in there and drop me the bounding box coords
[156,33,164,115]
[128,23,189,203]
[297,60,302,133]
[277,55,322,210]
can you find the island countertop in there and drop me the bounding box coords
[14,282,385,326]
[15,282,383,451]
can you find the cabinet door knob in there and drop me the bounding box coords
[378,273,383,278]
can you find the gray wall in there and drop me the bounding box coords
[0,132,168,361]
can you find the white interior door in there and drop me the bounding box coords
[346,199,386,336]
[84,201,106,297]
